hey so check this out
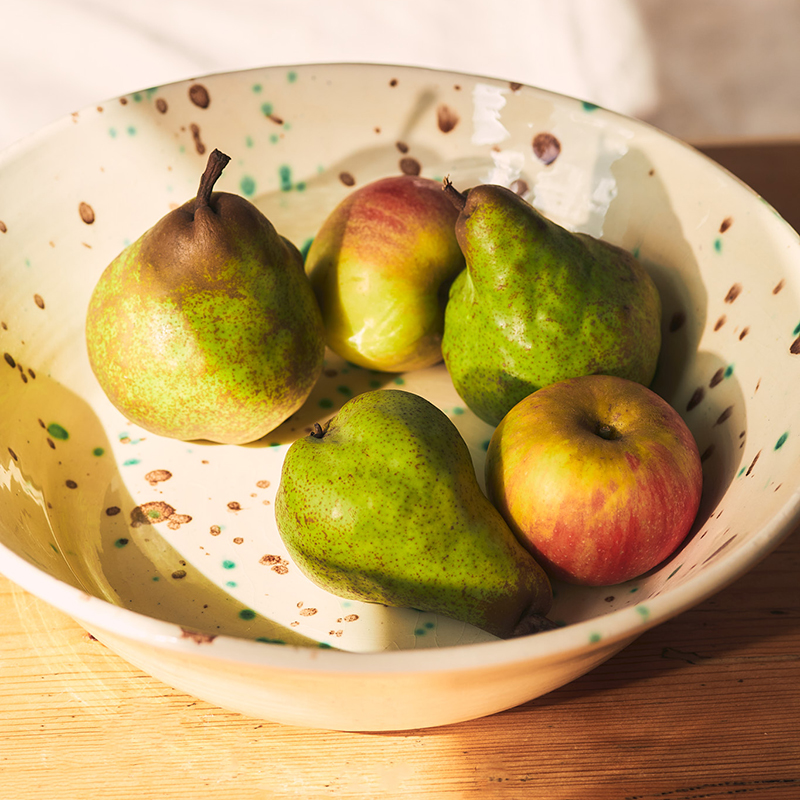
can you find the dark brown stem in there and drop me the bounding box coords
[442,175,467,213]
[310,422,326,439]
[195,149,231,210]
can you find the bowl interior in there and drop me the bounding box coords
[2,63,800,655]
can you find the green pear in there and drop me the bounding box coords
[85,149,325,444]
[305,175,465,372]
[274,389,553,639]
[440,180,662,426]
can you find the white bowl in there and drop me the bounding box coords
[2,63,799,731]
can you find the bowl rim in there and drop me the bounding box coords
[2,60,800,676]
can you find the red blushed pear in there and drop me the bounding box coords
[304,175,465,372]
[485,375,703,586]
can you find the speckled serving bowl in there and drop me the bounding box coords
[2,63,799,732]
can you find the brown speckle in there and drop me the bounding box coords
[725,284,743,303]
[34,294,45,309]
[46,439,55,449]
[120,97,128,105]
[719,217,733,233]
[399,157,421,176]
[272,563,289,575]
[190,123,205,155]
[0,221,6,233]
[648,168,655,176]
[715,406,734,425]
[738,326,750,340]
[167,513,192,530]
[714,315,726,331]
[745,450,761,476]
[298,607,318,617]
[171,569,187,580]
[389,78,398,87]
[686,387,704,411]
[791,336,800,355]
[509,82,523,92]
[773,279,785,294]
[669,311,686,332]
[395,141,409,154]
[256,479,270,489]
[509,179,529,196]
[66,480,78,489]
[145,469,172,485]
[210,525,221,536]
[188,83,210,108]
[436,104,459,133]
[79,202,95,224]
[709,368,725,388]
[106,506,121,516]
[155,98,168,114]
[131,501,176,527]
[180,628,216,644]
[8,447,17,461]
[339,172,356,187]
[701,444,715,462]
[4,352,15,368]
[260,554,282,565]
[233,537,244,544]
[532,132,561,165]
[342,614,359,622]
[227,501,241,511]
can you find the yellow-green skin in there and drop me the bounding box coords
[442,184,662,426]
[86,188,325,444]
[274,389,552,639]
[305,175,465,372]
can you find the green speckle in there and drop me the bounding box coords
[667,565,682,579]
[337,385,352,396]
[49,542,60,554]
[223,560,236,570]
[127,126,137,137]
[239,609,257,621]
[261,101,274,116]
[93,447,105,456]
[278,164,292,192]
[225,580,237,588]
[109,128,118,138]
[283,122,292,131]
[300,238,314,262]
[481,440,491,451]
[369,380,382,388]
[287,70,297,83]
[319,397,334,409]
[589,632,602,643]
[738,466,747,477]
[414,628,427,636]
[257,636,287,645]
[793,320,800,336]
[714,237,723,253]
[132,92,143,102]
[632,245,641,258]
[629,586,639,593]
[123,458,140,466]
[317,642,332,649]
[240,175,256,197]
[725,364,734,378]
[636,605,650,620]
[452,406,465,416]
[269,442,281,448]
[424,621,435,629]
[152,575,160,582]
[114,538,129,548]
[582,101,600,112]
[47,423,69,441]
[393,377,406,385]
[295,181,306,191]
[775,431,789,450]
[270,133,280,144]
[147,508,162,519]
[245,135,254,148]
[252,83,263,93]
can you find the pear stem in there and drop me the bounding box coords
[195,149,231,210]
[442,176,466,213]
[310,422,326,439]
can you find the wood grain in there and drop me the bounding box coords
[1,142,799,799]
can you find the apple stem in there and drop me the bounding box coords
[195,149,231,211]
[596,423,621,441]
[442,176,466,213]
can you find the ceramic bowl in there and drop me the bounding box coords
[2,63,799,732]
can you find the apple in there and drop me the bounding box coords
[305,175,465,372]
[485,374,703,586]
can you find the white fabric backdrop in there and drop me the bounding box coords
[0,0,658,153]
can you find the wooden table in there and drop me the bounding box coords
[2,141,799,799]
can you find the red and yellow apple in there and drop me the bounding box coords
[304,175,465,372]
[485,374,703,586]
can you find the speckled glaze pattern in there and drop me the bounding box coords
[1,63,800,731]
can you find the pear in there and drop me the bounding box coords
[274,389,553,639]
[305,175,465,372]
[85,149,325,444]
[440,180,662,426]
